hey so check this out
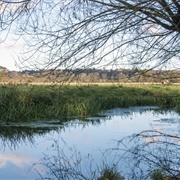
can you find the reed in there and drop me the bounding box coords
[0,84,179,122]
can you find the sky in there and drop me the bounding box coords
[1,33,179,72]
[0,35,21,71]
[0,45,18,71]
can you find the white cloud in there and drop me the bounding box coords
[0,152,34,168]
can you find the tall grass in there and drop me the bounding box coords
[0,84,180,122]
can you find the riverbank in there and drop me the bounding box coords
[0,84,180,122]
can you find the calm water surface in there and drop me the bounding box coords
[0,106,179,179]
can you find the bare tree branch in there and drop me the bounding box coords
[0,0,180,72]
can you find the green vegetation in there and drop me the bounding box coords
[98,167,124,180]
[0,84,180,122]
[150,169,165,180]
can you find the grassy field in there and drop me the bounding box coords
[0,83,180,122]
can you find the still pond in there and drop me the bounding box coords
[0,106,179,179]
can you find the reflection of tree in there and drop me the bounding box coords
[36,139,123,180]
[35,129,180,179]
[116,130,180,179]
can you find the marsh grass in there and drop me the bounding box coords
[0,84,180,122]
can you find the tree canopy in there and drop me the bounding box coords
[1,0,180,71]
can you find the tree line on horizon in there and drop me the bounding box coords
[0,67,180,84]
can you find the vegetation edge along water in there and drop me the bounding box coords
[0,83,180,122]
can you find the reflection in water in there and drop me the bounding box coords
[0,153,34,168]
[0,126,58,150]
[115,130,180,179]
[35,130,180,180]
[0,106,179,179]
[0,118,105,150]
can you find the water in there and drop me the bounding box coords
[0,106,179,179]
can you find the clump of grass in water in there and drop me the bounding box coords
[62,99,101,118]
[150,169,165,180]
[98,167,124,180]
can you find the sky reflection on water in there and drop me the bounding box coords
[0,106,179,179]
